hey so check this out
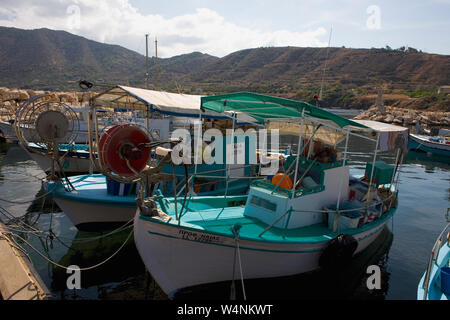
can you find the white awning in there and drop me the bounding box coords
[352,120,409,152]
[92,85,258,123]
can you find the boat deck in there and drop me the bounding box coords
[50,174,251,205]
[51,174,137,207]
[146,201,394,244]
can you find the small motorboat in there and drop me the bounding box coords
[409,132,450,158]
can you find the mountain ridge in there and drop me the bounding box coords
[0,26,449,110]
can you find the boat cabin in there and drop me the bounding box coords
[245,157,349,229]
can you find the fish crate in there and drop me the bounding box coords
[326,201,364,230]
[365,161,394,186]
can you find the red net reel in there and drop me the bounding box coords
[98,124,151,176]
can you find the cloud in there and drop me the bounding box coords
[0,0,328,57]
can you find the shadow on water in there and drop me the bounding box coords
[50,228,167,300]
[174,227,393,300]
[26,185,61,214]
[0,142,12,155]
[1,143,33,164]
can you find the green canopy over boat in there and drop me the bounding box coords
[201,92,368,129]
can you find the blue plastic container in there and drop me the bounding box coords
[441,267,450,295]
[106,177,137,196]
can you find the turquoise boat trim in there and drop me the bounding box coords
[144,218,388,253]
[140,204,396,245]
[47,170,251,208]
[409,137,450,157]
[250,180,325,199]
[53,189,137,208]
[417,238,450,300]
[285,156,344,172]
[145,229,325,253]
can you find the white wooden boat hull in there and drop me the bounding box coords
[28,151,92,174]
[0,120,89,144]
[54,197,136,231]
[134,210,390,297]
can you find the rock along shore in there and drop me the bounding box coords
[353,105,450,127]
[0,87,97,121]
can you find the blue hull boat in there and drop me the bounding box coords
[45,162,255,231]
[418,221,450,300]
[409,134,450,158]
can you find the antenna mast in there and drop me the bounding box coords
[145,34,150,89]
[145,34,150,130]
[318,26,333,105]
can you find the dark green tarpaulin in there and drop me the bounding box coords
[201,92,368,129]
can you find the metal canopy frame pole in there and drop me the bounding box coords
[333,128,350,233]
[225,113,236,198]
[291,109,305,200]
[364,133,380,219]
[195,111,202,174]
[193,110,202,194]
[389,148,401,191]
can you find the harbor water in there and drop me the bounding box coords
[0,132,449,300]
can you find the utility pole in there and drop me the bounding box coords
[145,34,150,89]
[155,37,159,91]
[318,26,333,106]
[145,34,150,131]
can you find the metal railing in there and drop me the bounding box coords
[422,215,450,300]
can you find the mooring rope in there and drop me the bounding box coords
[1,211,134,244]
[5,228,134,271]
[230,224,246,301]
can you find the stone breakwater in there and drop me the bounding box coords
[0,87,97,121]
[354,105,450,127]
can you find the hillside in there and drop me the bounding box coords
[0,27,449,110]
[187,46,450,90]
[0,27,218,91]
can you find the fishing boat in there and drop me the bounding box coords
[24,114,173,175]
[132,92,409,297]
[417,217,450,300]
[409,133,450,157]
[25,142,94,174]
[1,101,99,144]
[43,86,264,231]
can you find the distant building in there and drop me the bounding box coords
[438,86,450,94]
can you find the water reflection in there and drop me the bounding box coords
[1,130,449,300]
[50,229,158,300]
[405,150,450,172]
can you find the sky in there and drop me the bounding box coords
[0,0,449,58]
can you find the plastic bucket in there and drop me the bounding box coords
[441,267,450,295]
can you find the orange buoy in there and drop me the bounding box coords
[271,173,293,190]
